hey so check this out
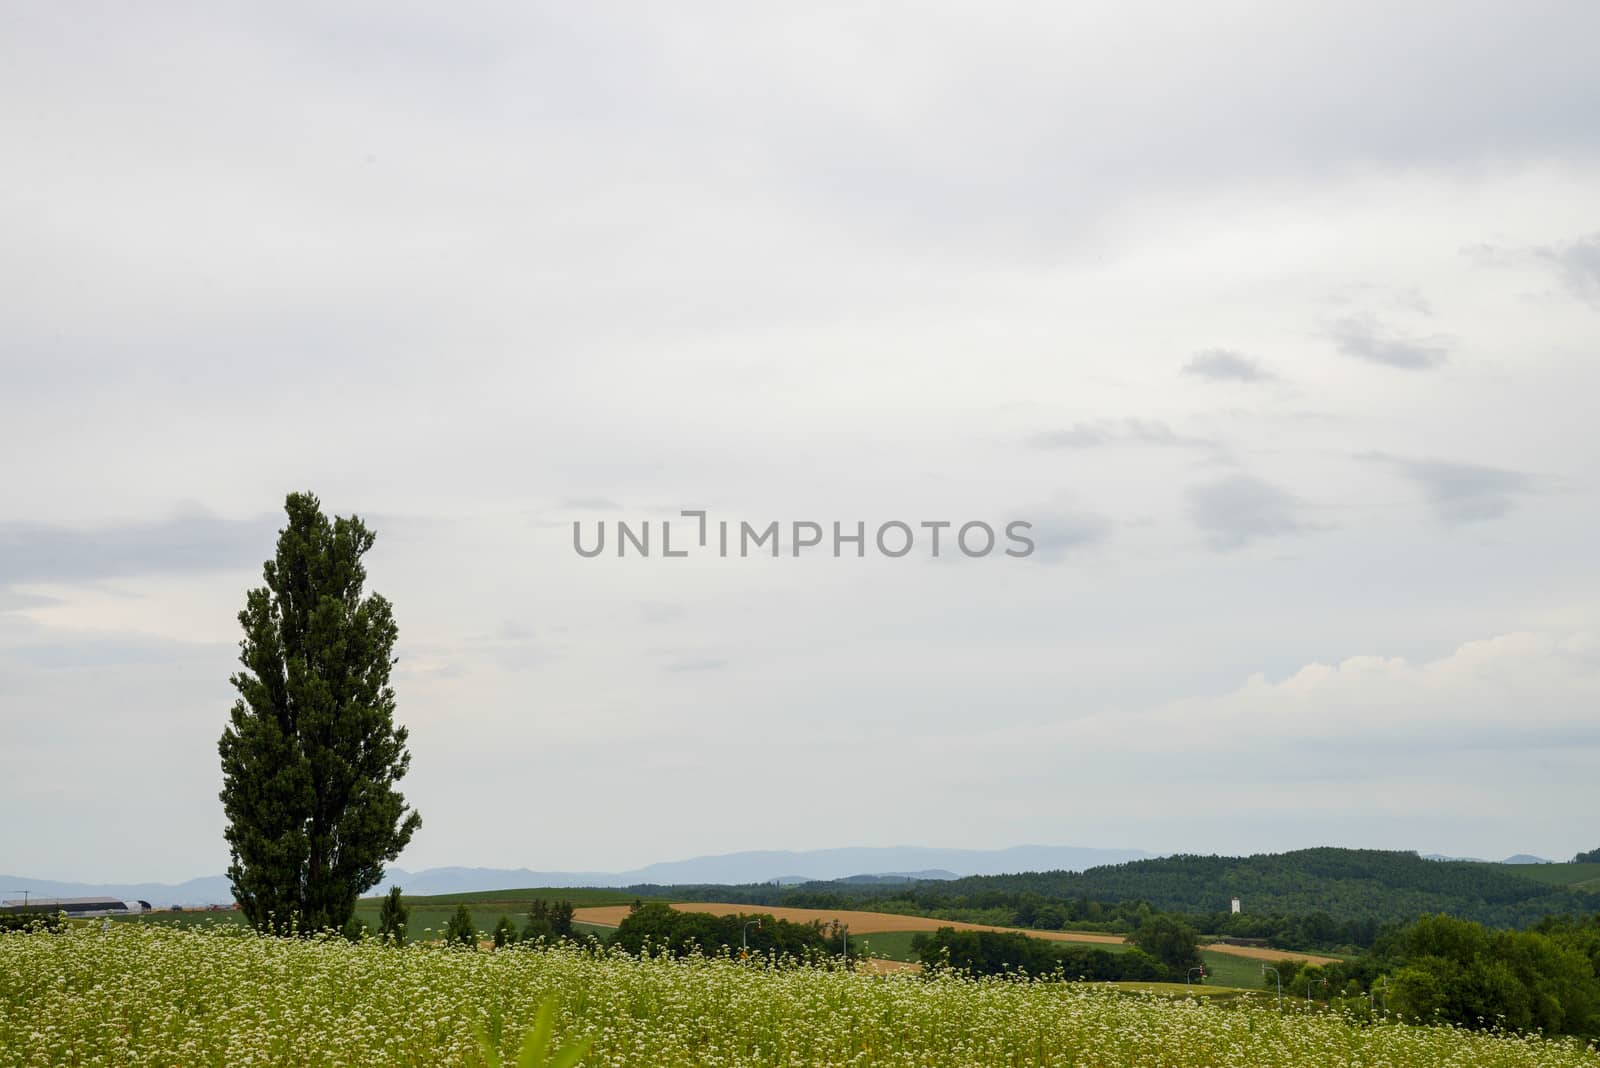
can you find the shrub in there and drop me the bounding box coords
[444,905,477,949]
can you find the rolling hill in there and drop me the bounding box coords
[913,848,1600,928]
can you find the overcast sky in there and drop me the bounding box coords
[3,2,1599,883]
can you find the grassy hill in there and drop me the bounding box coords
[1495,862,1600,892]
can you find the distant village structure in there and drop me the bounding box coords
[1,897,151,918]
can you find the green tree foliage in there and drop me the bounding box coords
[610,901,833,961]
[911,927,1167,981]
[1130,915,1203,975]
[444,904,477,948]
[0,910,64,933]
[378,886,408,945]
[1379,914,1599,1036]
[1574,847,1600,863]
[218,493,422,935]
[493,916,519,948]
[523,899,576,942]
[1535,914,1600,977]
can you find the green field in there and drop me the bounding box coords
[847,930,920,962]
[1197,949,1273,990]
[1498,863,1600,892]
[7,924,1596,1067]
[112,909,247,928]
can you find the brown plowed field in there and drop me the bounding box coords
[572,903,1337,965]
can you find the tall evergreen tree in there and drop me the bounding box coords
[378,886,409,944]
[218,492,421,934]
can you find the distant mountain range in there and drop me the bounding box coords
[1421,853,1553,864]
[3,844,1147,907]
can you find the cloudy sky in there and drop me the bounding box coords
[3,3,1599,883]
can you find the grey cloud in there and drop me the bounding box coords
[1187,475,1307,550]
[495,620,535,641]
[638,602,686,625]
[1026,419,1218,453]
[1535,231,1600,306]
[1463,232,1600,307]
[479,623,554,672]
[490,644,553,672]
[743,6,1600,259]
[0,589,62,613]
[1362,452,1535,523]
[1460,241,1513,267]
[7,4,1595,292]
[0,632,229,674]
[1181,349,1276,383]
[662,655,727,673]
[0,511,277,590]
[1326,315,1450,369]
[1027,511,1113,563]
[1326,284,1434,317]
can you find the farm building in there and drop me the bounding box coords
[1,897,150,918]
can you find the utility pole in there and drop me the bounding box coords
[742,918,761,953]
[1187,966,1205,990]
[1307,977,1329,1007]
[1262,965,1282,1012]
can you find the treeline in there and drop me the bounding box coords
[912,928,1168,982]
[425,898,851,963]
[913,914,1204,983]
[643,848,1597,934]
[610,902,850,961]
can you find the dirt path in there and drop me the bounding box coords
[1197,942,1340,965]
[572,902,1338,966]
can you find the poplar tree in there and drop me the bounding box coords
[218,492,421,934]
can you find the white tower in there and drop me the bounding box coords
[1230,897,1241,914]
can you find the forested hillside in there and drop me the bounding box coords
[651,848,1599,931]
[883,849,1598,928]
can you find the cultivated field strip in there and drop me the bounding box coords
[572,902,1340,965]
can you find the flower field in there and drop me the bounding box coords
[3,924,1598,1067]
